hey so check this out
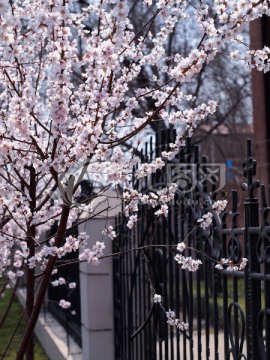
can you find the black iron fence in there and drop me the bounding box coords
[46,225,82,348]
[113,129,270,360]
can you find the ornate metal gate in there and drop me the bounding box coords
[113,130,270,360]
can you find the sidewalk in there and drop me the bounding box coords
[157,330,225,360]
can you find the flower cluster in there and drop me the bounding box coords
[102,226,117,240]
[127,215,138,229]
[197,199,228,229]
[253,46,270,73]
[174,254,202,272]
[27,232,89,270]
[7,270,24,280]
[166,309,189,332]
[51,277,66,287]
[51,278,77,289]
[136,158,165,179]
[59,299,71,309]
[212,200,228,215]
[79,241,106,266]
[197,212,213,230]
[231,45,270,73]
[215,257,248,271]
[153,294,189,331]
[124,183,178,225]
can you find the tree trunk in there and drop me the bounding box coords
[25,166,37,360]
[16,205,70,360]
[25,240,35,360]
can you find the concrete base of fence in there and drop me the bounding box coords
[34,311,83,360]
[17,288,82,360]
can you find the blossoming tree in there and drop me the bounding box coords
[0,0,270,358]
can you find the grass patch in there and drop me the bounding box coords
[0,281,48,360]
[192,276,265,328]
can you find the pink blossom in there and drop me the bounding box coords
[59,300,71,309]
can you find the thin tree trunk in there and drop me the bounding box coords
[16,205,70,360]
[25,166,37,360]
[25,241,35,360]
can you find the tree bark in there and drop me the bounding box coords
[25,166,36,360]
[16,205,70,360]
[25,240,35,360]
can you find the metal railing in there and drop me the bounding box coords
[113,130,270,360]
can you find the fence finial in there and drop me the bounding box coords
[242,139,260,199]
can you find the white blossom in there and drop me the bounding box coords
[239,257,248,270]
[215,264,224,270]
[154,204,169,217]
[177,242,186,253]
[58,277,66,285]
[7,271,16,280]
[102,226,117,239]
[153,294,162,303]
[69,282,77,289]
[212,200,228,215]
[197,212,213,229]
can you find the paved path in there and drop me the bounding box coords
[192,330,225,360]
[157,330,226,360]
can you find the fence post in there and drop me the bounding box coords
[243,140,261,360]
[78,188,121,360]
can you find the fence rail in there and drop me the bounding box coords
[113,130,270,360]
